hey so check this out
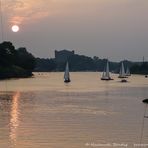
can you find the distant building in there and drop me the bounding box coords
[55,50,75,63]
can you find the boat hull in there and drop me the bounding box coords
[64,79,71,83]
[118,76,128,78]
[101,78,114,81]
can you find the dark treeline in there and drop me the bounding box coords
[35,58,56,72]
[130,62,148,75]
[0,41,147,79]
[35,52,148,74]
[0,41,36,79]
[35,57,133,72]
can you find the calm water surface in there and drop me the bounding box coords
[0,72,148,148]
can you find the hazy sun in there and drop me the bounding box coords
[11,25,19,32]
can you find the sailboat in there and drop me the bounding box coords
[125,67,131,76]
[118,62,127,78]
[101,60,113,80]
[118,62,128,82]
[64,62,71,83]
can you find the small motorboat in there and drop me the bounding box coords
[121,79,127,83]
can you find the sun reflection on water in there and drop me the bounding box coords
[9,92,20,146]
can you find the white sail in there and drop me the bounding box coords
[126,67,131,76]
[105,60,110,78]
[102,70,105,78]
[64,62,70,82]
[101,60,112,80]
[119,62,126,78]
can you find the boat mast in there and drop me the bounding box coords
[0,0,4,42]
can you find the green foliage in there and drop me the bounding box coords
[16,47,36,71]
[35,51,134,72]
[35,58,56,72]
[130,62,148,74]
[0,41,36,79]
[0,41,17,66]
[3,42,147,75]
[68,54,95,71]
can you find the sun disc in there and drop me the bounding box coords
[11,25,19,32]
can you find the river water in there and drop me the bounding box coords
[0,72,148,148]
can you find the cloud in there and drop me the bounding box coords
[5,0,53,25]
[4,0,100,25]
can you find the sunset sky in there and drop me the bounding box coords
[1,0,148,61]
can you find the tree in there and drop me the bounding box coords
[0,41,17,66]
[16,47,36,71]
[35,58,56,72]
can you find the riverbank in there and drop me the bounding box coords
[0,66,33,80]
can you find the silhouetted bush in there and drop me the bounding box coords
[0,41,36,79]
